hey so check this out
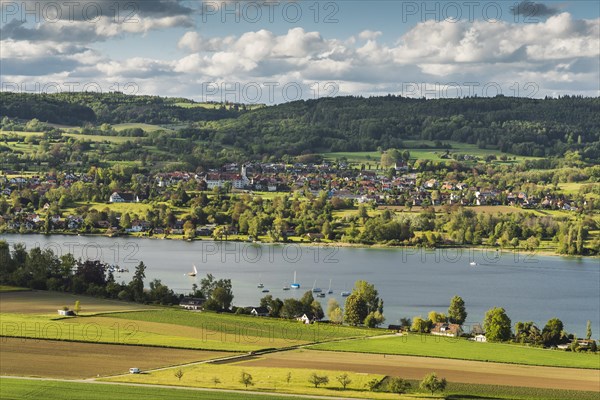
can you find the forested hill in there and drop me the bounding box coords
[197,96,599,161]
[1,92,598,161]
[0,92,243,125]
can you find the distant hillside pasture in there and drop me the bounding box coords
[63,132,134,143]
[322,141,541,166]
[112,123,175,133]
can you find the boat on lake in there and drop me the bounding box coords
[312,280,322,293]
[186,265,198,277]
[290,271,301,289]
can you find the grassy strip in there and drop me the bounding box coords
[443,381,600,400]
[0,378,317,400]
[376,378,600,400]
[309,335,600,369]
[0,285,29,292]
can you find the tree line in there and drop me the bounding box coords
[2,93,599,162]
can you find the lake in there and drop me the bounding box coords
[2,234,599,338]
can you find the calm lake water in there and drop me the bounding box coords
[3,234,599,338]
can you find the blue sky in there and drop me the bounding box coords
[1,1,599,103]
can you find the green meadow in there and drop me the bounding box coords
[310,335,600,369]
[0,378,316,400]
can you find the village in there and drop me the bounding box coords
[0,160,583,235]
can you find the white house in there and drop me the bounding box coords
[109,192,139,203]
[250,307,270,317]
[473,334,487,342]
[296,313,314,325]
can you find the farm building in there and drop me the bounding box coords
[179,297,205,311]
[431,323,463,337]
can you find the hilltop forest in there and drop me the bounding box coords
[1,92,598,164]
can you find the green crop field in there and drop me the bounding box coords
[441,381,600,400]
[0,294,379,352]
[310,335,600,369]
[0,313,271,352]
[107,309,380,343]
[0,378,317,400]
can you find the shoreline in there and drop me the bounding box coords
[0,232,597,260]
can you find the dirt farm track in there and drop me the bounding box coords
[236,350,600,392]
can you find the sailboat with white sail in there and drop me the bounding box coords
[186,265,198,277]
[290,271,300,289]
[312,280,322,293]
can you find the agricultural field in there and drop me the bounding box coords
[0,129,133,143]
[442,381,600,400]
[63,132,134,143]
[0,292,379,352]
[322,142,541,167]
[105,362,394,399]
[236,349,600,392]
[87,201,155,215]
[0,378,318,400]
[107,309,380,343]
[112,123,174,133]
[59,200,190,219]
[310,335,600,369]
[0,312,274,352]
[0,290,151,315]
[0,338,230,379]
